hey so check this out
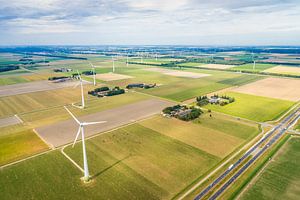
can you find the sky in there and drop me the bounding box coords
[0,0,300,45]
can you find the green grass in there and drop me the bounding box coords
[0,122,221,199]
[240,137,300,200]
[204,92,294,122]
[232,63,275,72]
[95,64,262,102]
[0,76,29,85]
[0,124,48,166]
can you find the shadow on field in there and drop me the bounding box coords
[91,155,131,179]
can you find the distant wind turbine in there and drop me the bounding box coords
[64,106,106,181]
[74,70,85,109]
[88,61,96,86]
[126,52,129,67]
[252,53,256,70]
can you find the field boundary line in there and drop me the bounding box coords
[14,114,23,123]
[176,125,266,200]
[60,146,84,173]
[0,149,54,169]
[33,128,55,150]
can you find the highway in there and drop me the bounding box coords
[194,108,300,200]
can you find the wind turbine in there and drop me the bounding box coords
[112,56,115,73]
[88,61,96,86]
[74,70,85,109]
[126,52,129,67]
[64,106,106,181]
[252,53,256,70]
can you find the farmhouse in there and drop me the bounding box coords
[53,68,72,72]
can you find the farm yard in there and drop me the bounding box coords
[240,137,300,200]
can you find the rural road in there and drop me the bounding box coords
[193,107,300,200]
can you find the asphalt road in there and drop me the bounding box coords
[194,108,300,200]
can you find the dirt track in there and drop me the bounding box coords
[36,99,173,147]
[0,80,88,97]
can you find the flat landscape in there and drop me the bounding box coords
[0,111,260,200]
[0,45,299,200]
[36,99,173,147]
[240,137,300,200]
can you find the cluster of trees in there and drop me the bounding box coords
[48,76,69,81]
[82,71,95,75]
[179,107,203,121]
[88,86,125,97]
[196,95,209,106]
[126,83,156,89]
[106,87,125,96]
[162,105,203,121]
[0,65,19,72]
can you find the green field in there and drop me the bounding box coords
[128,58,181,65]
[204,92,294,122]
[91,63,263,102]
[0,124,48,166]
[0,112,260,199]
[232,63,275,72]
[240,137,300,200]
[177,62,207,67]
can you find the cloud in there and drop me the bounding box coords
[0,0,300,44]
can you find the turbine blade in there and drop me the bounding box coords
[82,121,107,126]
[64,106,80,124]
[72,126,81,148]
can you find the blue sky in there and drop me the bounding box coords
[0,0,300,45]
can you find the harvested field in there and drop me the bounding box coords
[0,115,22,128]
[0,80,87,97]
[36,99,173,147]
[200,64,235,69]
[232,77,300,101]
[144,67,210,78]
[96,73,133,81]
[264,65,300,75]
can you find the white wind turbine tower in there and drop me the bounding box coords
[88,61,96,86]
[74,70,85,109]
[126,52,129,67]
[64,106,106,181]
[252,53,256,70]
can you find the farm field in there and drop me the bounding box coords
[263,65,300,75]
[0,124,48,166]
[140,113,259,158]
[232,63,275,72]
[95,64,263,102]
[3,91,150,127]
[178,62,207,67]
[0,111,260,200]
[204,92,294,122]
[240,137,300,200]
[232,77,300,101]
[35,99,173,147]
[128,58,181,64]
